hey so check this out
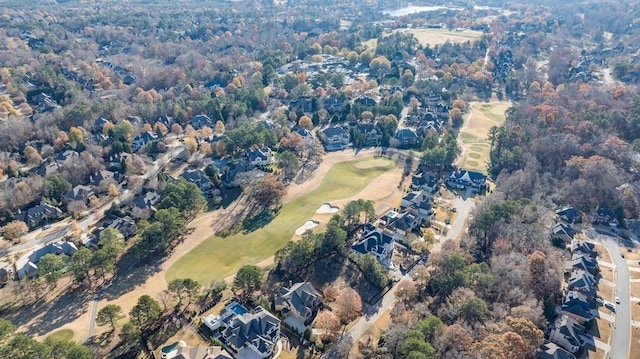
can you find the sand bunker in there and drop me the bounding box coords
[295,220,319,235]
[316,203,339,214]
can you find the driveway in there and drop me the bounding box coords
[586,229,631,359]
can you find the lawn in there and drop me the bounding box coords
[47,329,74,342]
[166,157,396,284]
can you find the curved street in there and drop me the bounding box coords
[586,229,631,359]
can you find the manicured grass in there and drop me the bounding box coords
[466,160,479,167]
[47,329,74,342]
[470,145,488,152]
[479,103,509,123]
[166,157,396,284]
[459,132,478,143]
[468,152,481,159]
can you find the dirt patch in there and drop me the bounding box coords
[631,334,640,359]
[599,282,615,303]
[630,270,640,280]
[390,28,482,46]
[632,299,640,321]
[624,249,640,261]
[588,347,606,359]
[600,267,614,283]
[595,244,612,264]
[632,282,640,298]
[594,317,612,344]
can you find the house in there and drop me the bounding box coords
[536,340,576,359]
[392,128,420,148]
[400,191,434,222]
[593,206,618,227]
[16,203,62,229]
[55,150,79,165]
[569,253,598,276]
[31,161,61,176]
[182,169,215,197]
[135,191,161,210]
[567,271,597,299]
[247,148,274,166]
[291,125,313,140]
[89,170,122,188]
[324,97,343,113]
[385,210,420,241]
[105,153,130,172]
[160,341,232,359]
[64,185,95,204]
[560,291,595,324]
[93,117,112,134]
[132,131,158,152]
[157,115,174,128]
[556,207,582,224]
[320,126,350,151]
[222,306,281,359]
[107,216,138,240]
[274,282,323,334]
[447,169,487,192]
[552,222,575,244]
[290,96,313,113]
[571,241,596,259]
[352,224,394,267]
[354,96,377,107]
[15,241,78,279]
[353,123,381,147]
[411,172,439,193]
[548,315,589,353]
[192,115,214,130]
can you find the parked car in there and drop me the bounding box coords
[615,296,621,304]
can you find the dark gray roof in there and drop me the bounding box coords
[16,204,62,229]
[536,341,576,359]
[561,291,594,320]
[352,227,393,255]
[222,306,280,355]
[322,126,348,138]
[275,282,322,319]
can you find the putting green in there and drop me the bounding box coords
[466,160,479,167]
[47,329,74,342]
[468,152,481,159]
[166,157,396,284]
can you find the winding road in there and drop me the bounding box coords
[586,229,631,359]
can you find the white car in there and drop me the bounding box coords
[615,296,621,304]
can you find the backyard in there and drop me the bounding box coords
[456,101,510,174]
[166,156,397,284]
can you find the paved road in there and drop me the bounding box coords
[85,293,100,343]
[587,229,630,359]
[445,196,475,241]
